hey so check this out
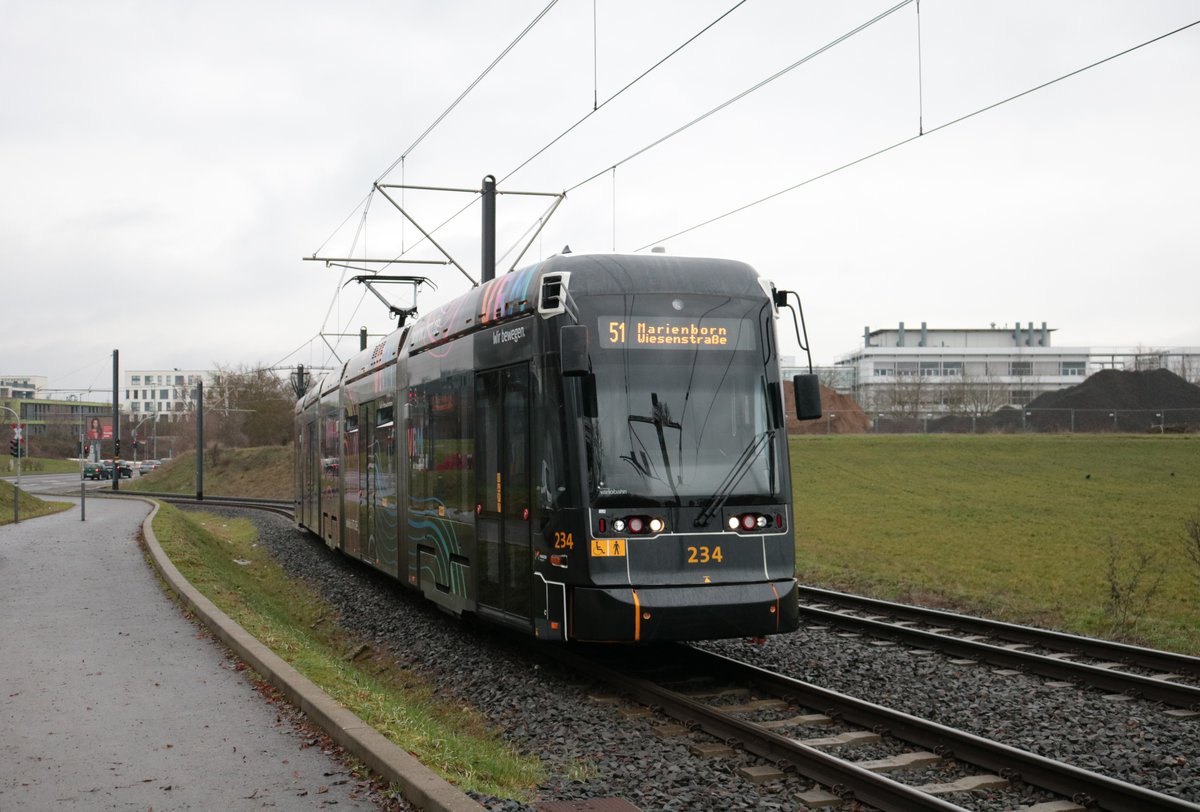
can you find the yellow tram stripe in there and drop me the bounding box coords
[632,589,641,642]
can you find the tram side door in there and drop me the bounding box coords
[360,401,373,563]
[474,364,532,624]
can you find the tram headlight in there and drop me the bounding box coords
[726,515,740,531]
[608,515,665,535]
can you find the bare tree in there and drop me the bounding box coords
[956,370,1008,417]
[204,363,294,448]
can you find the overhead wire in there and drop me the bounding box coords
[635,16,1200,250]
[373,0,562,184]
[313,0,752,291]
[564,0,915,195]
[307,1,561,260]
[374,0,754,268]
[500,0,750,185]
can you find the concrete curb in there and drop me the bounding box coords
[138,499,485,812]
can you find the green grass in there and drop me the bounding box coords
[126,446,292,498]
[791,434,1200,654]
[0,480,72,526]
[3,456,83,474]
[139,435,1200,655]
[151,504,544,800]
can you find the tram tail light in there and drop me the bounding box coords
[729,512,774,533]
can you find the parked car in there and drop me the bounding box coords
[83,461,110,480]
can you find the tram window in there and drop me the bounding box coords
[410,379,473,518]
[476,374,501,513]
[377,405,394,428]
[503,366,530,519]
[536,360,569,510]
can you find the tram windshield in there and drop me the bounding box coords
[581,294,780,508]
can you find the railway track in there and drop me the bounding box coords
[795,586,1200,711]
[80,493,1200,809]
[148,493,294,520]
[555,642,1198,812]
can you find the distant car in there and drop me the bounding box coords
[114,460,133,478]
[83,462,110,480]
[138,460,156,475]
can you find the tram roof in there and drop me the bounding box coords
[403,253,766,356]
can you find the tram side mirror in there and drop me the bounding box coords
[581,373,599,418]
[561,325,590,377]
[793,374,822,421]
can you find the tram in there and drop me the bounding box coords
[295,252,821,642]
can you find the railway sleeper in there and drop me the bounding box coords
[915,773,1008,795]
[677,686,750,700]
[720,698,789,714]
[794,730,881,749]
[853,750,943,773]
[758,712,835,730]
[1019,802,1087,812]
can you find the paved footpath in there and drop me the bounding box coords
[0,495,383,810]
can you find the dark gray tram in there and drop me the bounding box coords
[295,252,819,642]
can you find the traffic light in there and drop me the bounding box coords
[9,438,18,458]
[114,439,120,456]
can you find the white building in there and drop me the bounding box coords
[0,375,48,400]
[815,322,1200,416]
[123,369,214,422]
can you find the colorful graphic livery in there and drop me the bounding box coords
[295,253,813,641]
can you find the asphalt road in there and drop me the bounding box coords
[0,494,384,809]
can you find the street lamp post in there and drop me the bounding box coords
[130,415,158,465]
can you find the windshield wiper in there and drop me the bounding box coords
[624,393,682,505]
[693,429,773,527]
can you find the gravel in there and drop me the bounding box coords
[198,507,1200,811]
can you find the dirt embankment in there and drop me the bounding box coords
[785,381,869,434]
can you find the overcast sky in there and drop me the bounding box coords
[3,1,1198,398]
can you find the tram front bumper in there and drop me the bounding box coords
[569,579,799,642]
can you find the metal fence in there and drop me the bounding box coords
[840,407,1200,434]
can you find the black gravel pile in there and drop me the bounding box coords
[1024,368,1200,431]
[208,508,1200,811]
[1027,368,1200,412]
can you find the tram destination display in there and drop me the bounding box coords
[597,316,756,350]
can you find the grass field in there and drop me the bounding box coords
[790,434,1200,655]
[138,438,1200,654]
[3,456,82,475]
[0,480,72,526]
[125,446,291,498]
[140,434,1200,798]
